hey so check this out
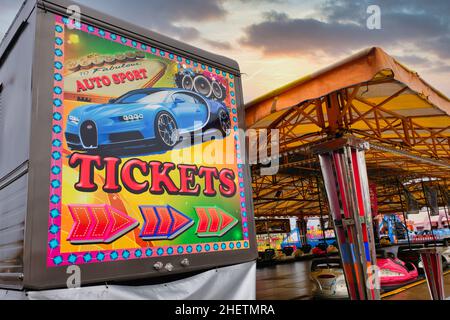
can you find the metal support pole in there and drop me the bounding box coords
[298,217,308,247]
[265,220,270,248]
[297,218,303,247]
[295,220,302,248]
[313,136,380,300]
[421,180,438,247]
[419,248,445,300]
[317,176,327,249]
[438,184,450,230]
[397,180,412,249]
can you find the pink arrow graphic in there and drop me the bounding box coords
[67,205,139,244]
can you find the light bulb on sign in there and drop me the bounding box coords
[68,34,80,45]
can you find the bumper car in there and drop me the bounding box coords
[312,242,329,256]
[257,249,278,267]
[257,249,276,264]
[327,245,339,254]
[397,244,424,271]
[274,250,295,262]
[294,248,304,257]
[310,258,348,300]
[294,248,314,260]
[310,251,419,299]
[418,246,450,270]
[379,236,392,247]
[301,244,312,254]
[312,247,327,256]
[282,246,295,257]
[377,250,419,288]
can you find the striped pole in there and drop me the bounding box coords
[419,248,445,300]
[314,137,380,300]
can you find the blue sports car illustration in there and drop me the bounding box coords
[65,88,231,154]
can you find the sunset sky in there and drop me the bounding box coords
[1,0,449,102]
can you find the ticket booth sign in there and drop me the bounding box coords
[47,16,252,268]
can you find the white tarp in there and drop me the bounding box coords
[1,261,256,300]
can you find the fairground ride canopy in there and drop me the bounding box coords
[246,47,450,218]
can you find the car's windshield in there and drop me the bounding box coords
[114,91,169,104]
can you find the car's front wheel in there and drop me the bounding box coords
[155,112,179,150]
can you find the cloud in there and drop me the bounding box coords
[1,0,231,54]
[74,0,235,54]
[241,11,449,57]
[322,0,450,25]
[236,0,286,3]
[239,1,450,62]
[75,0,228,41]
[238,1,450,100]
[203,39,232,50]
[320,0,450,60]
[422,35,450,60]
[239,11,371,57]
[427,62,450,74]
[0,0,448,99]
[394,55,430,66]
[75,0,228,22]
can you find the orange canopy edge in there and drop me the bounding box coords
[245,47,450,128]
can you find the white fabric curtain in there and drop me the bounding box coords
[1,261,256,300]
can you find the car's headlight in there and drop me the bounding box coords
[69,115,80,125]
[122,114,144,122]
